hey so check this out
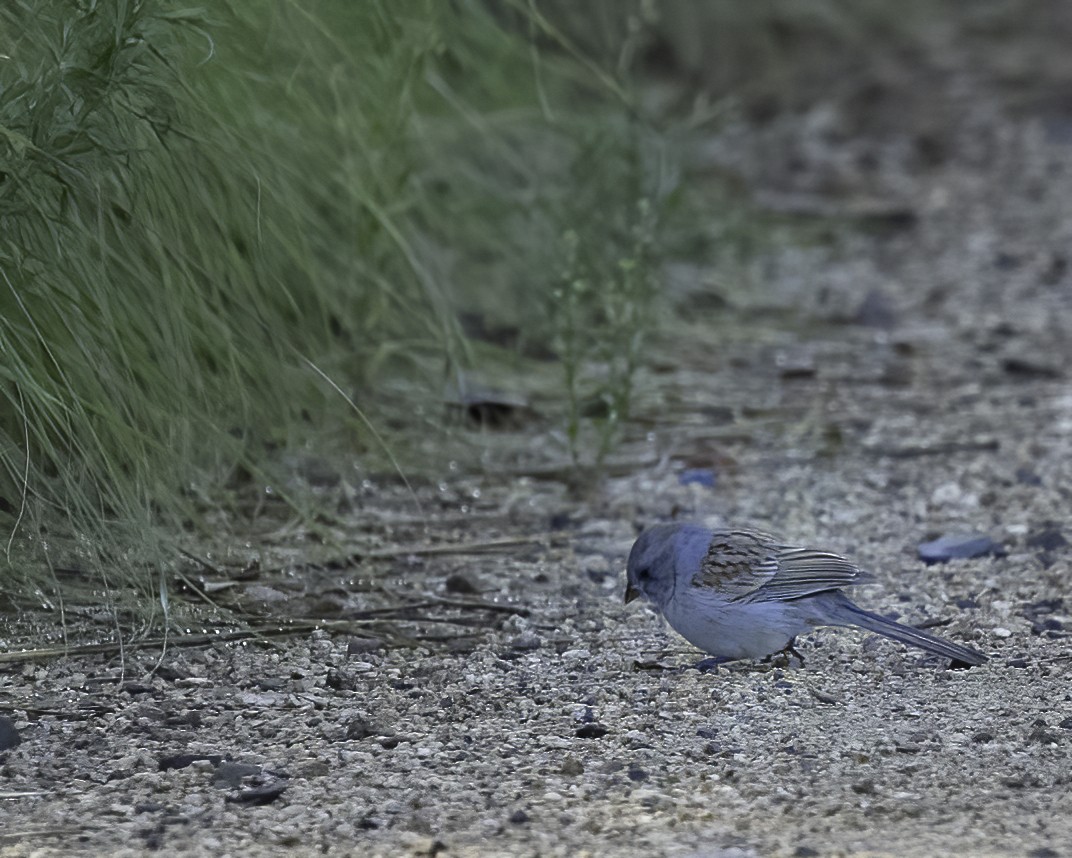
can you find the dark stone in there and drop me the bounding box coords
[972,732,994,743]
[0,716,21,751]
[696,727,719,740]
[1002,356,1062,379]
[1058,717,1072,730]
[918,533,1003,564]
[955,598,979,609]
[627,767,649,782]
[345,718,384,741]
[1027,528,1068,553]
[509,809,530,825]
[1028,726,1060,744]
[225,782,287,806]
[325,669,348,690]
[1028,849,1060,858]
[444,573,480,595]
[1015,468,1043,486]
[794,848,820,858]
[164,710,202,728]
[121,683,153,695]
[575,723,608,739]
[549,513,574,531]
[1006,658,1029,668]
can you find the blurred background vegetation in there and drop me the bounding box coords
[0,0,972,635]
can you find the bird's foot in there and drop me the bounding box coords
[765,638,805,668]
[694,656,735,674]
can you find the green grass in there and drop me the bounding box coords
[0,0,681,631]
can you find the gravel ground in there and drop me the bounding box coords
[5,10,1072,857]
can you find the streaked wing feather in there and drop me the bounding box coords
[693,529,869,603]
[744,547,866,603]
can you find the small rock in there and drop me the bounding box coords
[509,809,530,825]
[776,350,816,379]
[809,688,840,705]
[1002,356,1062,379]
[346,637,384,655]
[0,716,20,751]
[627,766,649,782]
[1058,717,1072,730]
[971,732,994,743]
[560,757,585,776]
[575,723,609,739]
[445,573,480,594]
[225,782,287,806]
[345,718,385,741]
[992,627,1013,638]
[1027,528,1068,553]
[678,468,717,488]
[918,533,1003,564]
[510,631,542,651]
[930,482,979,509]
[1015,468,1043,486]
[213,762,261,788]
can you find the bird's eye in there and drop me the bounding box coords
[636,566,651,580]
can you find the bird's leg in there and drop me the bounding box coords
[765,637,805,668]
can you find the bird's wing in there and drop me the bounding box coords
[692,529,868,603]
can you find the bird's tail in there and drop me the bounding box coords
[823,593,987,666]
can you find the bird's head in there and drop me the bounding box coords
[625,523,688,607]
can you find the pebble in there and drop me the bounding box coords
[678,468,717,488]
[511,631,542,651]
[918,533,1003,564]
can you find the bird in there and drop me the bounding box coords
[625,523,987,667]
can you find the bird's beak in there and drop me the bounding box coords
[624,584,640,605]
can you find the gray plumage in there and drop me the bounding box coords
[625,523,987,667]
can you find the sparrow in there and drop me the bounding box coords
[625,523,987,667]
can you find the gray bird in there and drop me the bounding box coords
[625,523,987,666]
